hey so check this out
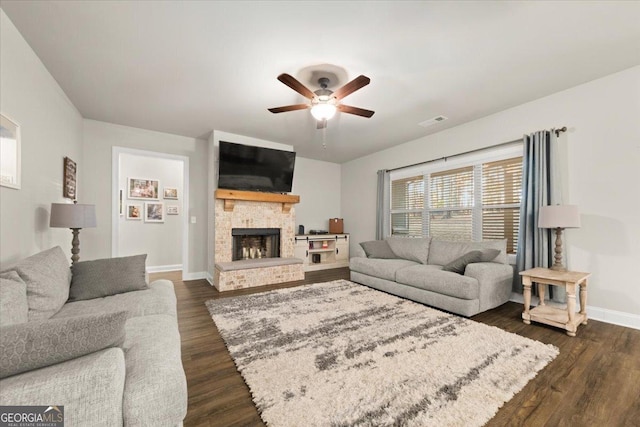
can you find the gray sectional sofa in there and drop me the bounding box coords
[350,237,513,317]
[0,246,187,426]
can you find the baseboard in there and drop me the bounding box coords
[509,293,639,330]
[182,271,208,281]
[146,264,182,273]
[205,272,214,286]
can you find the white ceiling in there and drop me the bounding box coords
[2,1,639,163]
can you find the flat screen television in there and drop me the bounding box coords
[218,141,296,193]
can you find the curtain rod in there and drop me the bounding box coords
[386,126,567,173]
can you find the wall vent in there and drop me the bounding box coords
[418,115,448,128]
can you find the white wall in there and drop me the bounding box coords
[207,130,342,278]
[0,10,83,267]
[82,120,208,277]
[292,157,341,233]
[118,152,183,268]
[342,66,640,321]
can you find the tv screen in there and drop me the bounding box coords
[218,141,296,193]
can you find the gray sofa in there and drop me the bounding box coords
[350,237,513,317]
[0,246,187,426]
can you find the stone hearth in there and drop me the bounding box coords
[213,191,304,291]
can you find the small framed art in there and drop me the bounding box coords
[144,202,164,222]
[166,205,179,215]
[163,187,178,199]
[0,113,21,189]
[63,157,77,199]
[126,204,142,220]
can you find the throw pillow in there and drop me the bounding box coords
[13,246,71,322]
[0,311,127,379]
[360,240,397,259]
[0,271,29,327]
[385,237,431,264]
[480,249,501,262]
[70,254,148,301]
[442,251,484,275]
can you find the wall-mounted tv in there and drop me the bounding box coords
[218,141,296,193]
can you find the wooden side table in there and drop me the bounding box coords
[519,267,591,337]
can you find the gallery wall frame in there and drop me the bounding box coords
[128,177,159,200]
[0,113,21,190]
[144,202,164,223]
[126,204,142,220]
[163,187,178,199]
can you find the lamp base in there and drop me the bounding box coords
[549,264,567,272]
[70,228,81,266]
[551,227,566,272]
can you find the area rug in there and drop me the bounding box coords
[206,280,558,427]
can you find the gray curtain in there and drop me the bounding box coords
[376,169,390,240]
[515,131,555,293]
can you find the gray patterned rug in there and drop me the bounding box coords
[206,280,558,427]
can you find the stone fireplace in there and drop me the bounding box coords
[232,228,280,261]
[213,190,304,291]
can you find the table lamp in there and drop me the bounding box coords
[50,202,96,265]
[538,204,581,271]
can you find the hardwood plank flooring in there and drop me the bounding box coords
[151,269,640,427]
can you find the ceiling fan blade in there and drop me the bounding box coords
[277,73,315,99]
[268,104,309,114]
[337,104,375,118]
[317,119,327,130]
[333,75,371,101]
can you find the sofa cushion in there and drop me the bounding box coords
[0,348,126,427]
[0,311,127,379]
[13,246,71,322]
[396,264,480,300]
[70,254,148,301]
[428,239,507,266]
[0,271,28,326]
[122,314,187,426]
[53,280,177,320]
[350,257,418,282]
[385,237,431,264]
[360,240,397,259]
[442,251,483,274]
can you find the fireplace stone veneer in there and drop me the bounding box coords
[214,197,304,291]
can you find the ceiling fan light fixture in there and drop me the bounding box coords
[310,102,337,121]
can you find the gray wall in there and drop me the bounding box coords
[0,10,83,268]
[81,120,208,277]
[341,66,640,320]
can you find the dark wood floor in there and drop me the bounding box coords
[151,269,640,427]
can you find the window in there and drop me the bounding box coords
[390,149,523,254]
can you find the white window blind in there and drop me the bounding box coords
[481,158,522,253]
[389,152,523,254]
[390,175,424,237]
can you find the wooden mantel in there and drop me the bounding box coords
[215,189,300,213]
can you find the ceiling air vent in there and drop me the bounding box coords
[418,115,448,128]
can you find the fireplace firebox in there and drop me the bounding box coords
[232,228,280,261]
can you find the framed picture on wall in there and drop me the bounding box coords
[126,204,142,220]
[144,202,164,223]
[128,177,159,200]
[63,157,77,200]
[0,113,21,190]
[163,187,178,199]
[166,205,179,215]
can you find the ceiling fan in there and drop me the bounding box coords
[268,73,375,129]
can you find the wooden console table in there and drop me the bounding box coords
[519,267,591,337]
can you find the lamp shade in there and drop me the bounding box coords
[310,103,337,121]
[50,203,97,228]
[538,205,581,229]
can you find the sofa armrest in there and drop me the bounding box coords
[0,348,126,427]
[464,262,513,311]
